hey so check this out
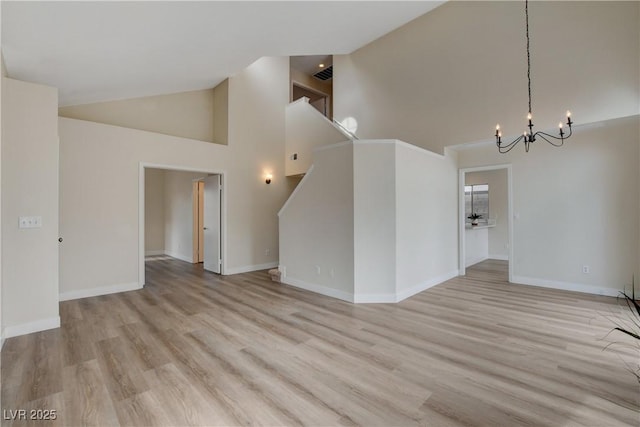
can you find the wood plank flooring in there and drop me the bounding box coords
[2,258,639,426]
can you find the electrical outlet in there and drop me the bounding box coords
[19,216,42,229]
[315,265,321,275]
[265,248,270,256]
[582,265,590,274]
[330,268,335,278]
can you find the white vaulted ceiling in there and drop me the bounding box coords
[1,1,444,106]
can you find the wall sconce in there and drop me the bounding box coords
[265,173,272,184]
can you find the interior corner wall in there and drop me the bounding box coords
[212,79,229,145]
[457,115,640,296]
[394,143,459,299]
[144,168,166,255]
[2,77,59,336]
[353,142,396,301]
[465,169,508,259]
[59,56,290,296]
[163,170,205,263]
[226,56,291,274]
[334,1,639,154]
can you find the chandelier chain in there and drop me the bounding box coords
[494,0,572,153]
[526,0,532,115]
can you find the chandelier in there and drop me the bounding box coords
[495,0,573,153]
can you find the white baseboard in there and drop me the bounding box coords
[145,249,165,256]
[396,269,460,302]
[59,282,142,302]
[489,254,509,261]
[511,275,621,297]
[3,316,61,339]
[164,250,193,263]
[353,293,396,303]
[225,262,279,275]
[282,277,354,303]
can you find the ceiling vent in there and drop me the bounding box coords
[313,66,333,81]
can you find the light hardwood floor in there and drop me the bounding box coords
[2,258,639,426]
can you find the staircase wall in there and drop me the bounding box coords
[279,139,459,303]
[285,97,349,176]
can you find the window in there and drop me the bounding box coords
[465,184,489,223]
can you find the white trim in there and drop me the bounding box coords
[163,251,193,264]
[281,277,354,303]
[489,254,509,261]
[396,269,460,302]
[3,316,61,339]
[353,293,396,304]
[511,275,621,297]
[225,262,279,275]
[279,165,314,217]
[139,162,228,287]
[145,249,165,256]
[59,282,142,302]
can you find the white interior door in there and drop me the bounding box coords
[203,175,221,273]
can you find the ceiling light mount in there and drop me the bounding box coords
[495,0,573,153]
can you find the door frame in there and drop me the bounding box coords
[138,162,227,286]
[192,179,205,263]
[458,164,513,282]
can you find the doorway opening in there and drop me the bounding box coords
[290,55,333,119]
[459,165,513,282]
[139,163,225,287]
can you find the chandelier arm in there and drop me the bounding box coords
[498,135,526,153]
[534,132,565,147]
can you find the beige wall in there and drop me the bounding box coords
[457,115,639,296]
[395,144,459,298]
[226,56,292,271]
[58,56,291,298]
[164,170,205,262]
[1,53,7,77]
[212,79,229,146]
[59,85,229,144]
[334,1,639,154]
[0,53,4,346]
[2,78,59,336]
[144,168,165,255]
[285,98,348,176]
[353,142,396,298]
[466,169,508,259]
[279,143,355,301]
